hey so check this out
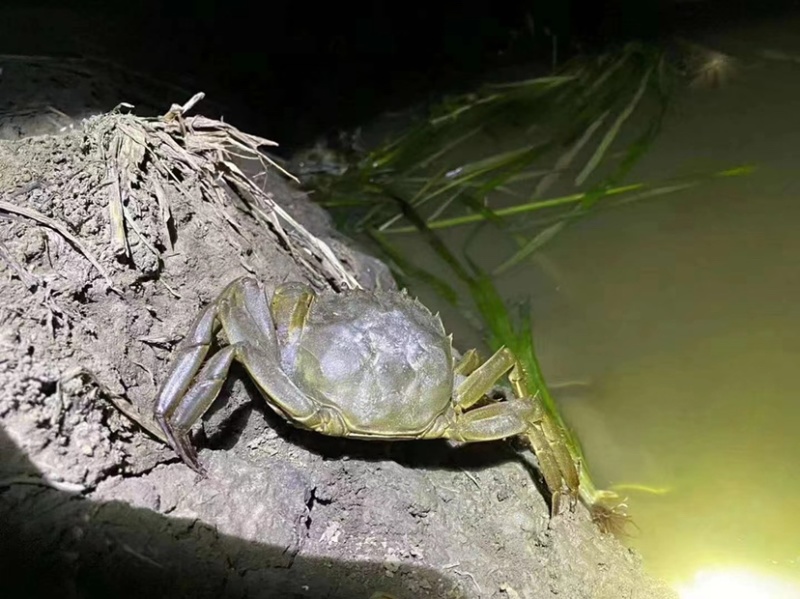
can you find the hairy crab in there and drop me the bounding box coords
[154,277,579,513]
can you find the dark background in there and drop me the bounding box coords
[3,0,799,150]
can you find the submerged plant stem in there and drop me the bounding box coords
[383,184,642,233]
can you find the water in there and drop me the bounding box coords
[377,15,800,596]
[505,19,800,593]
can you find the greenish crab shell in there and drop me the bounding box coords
[279,290,455,436]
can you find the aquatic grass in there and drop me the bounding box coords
[298,42,754,531]
[308,45,680,246]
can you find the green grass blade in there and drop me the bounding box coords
[575,66,654,187]
[383,183,643,233]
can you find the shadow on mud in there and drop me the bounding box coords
[203,373,552,511]
[0,425,460,599]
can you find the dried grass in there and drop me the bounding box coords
[89,92,359,291]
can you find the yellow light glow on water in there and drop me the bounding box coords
[676,568,800,599]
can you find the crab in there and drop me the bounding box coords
[154,277,579,513]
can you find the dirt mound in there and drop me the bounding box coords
[0,102,675,599]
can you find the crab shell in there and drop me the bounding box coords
[280,287,456,437]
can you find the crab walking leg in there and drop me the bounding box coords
[154,296,224,457]
[153,277,274,469]
[508,364,580,511]
[215,278,337,431]
[270,282,315,358]
[524,410,571,516]
[167,344,238,470]
[453,345,580,514]
[154,278,335,472]
[453,347,517,410]
[540,411,580,497]
[444,399,531,441]
[453,348,481,377]
[444,395,568,514]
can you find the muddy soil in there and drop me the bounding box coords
[0,68,676,599]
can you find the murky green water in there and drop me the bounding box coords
[531,171,800,590]
[521,20,800,590]
[380,15,800,597]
